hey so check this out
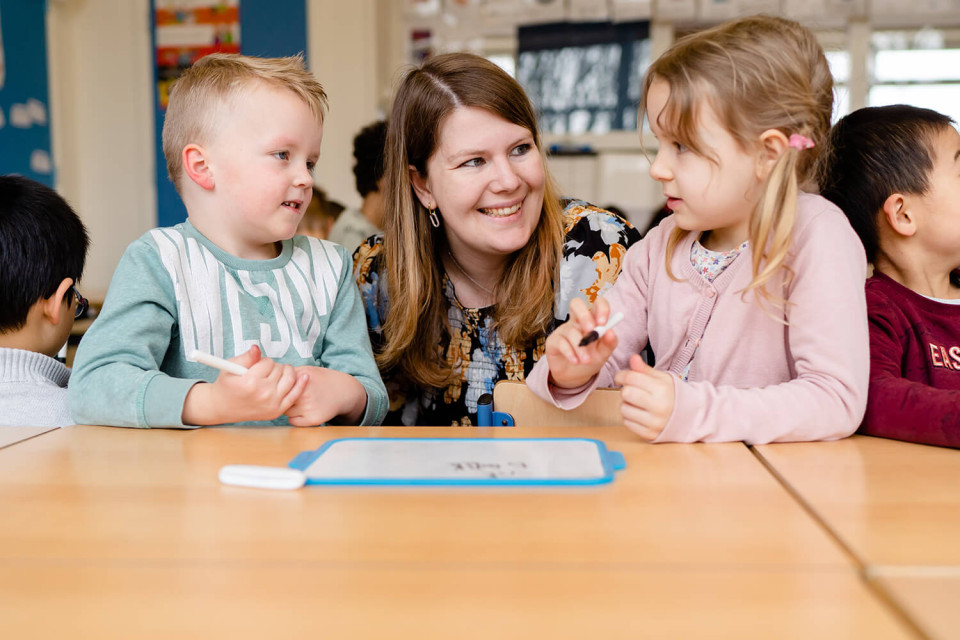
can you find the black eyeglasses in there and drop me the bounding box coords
[69,285,88,319]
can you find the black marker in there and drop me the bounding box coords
[579,312,624,347]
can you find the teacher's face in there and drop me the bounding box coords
[412,106,545,261]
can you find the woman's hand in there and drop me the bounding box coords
[615,354,675,441]
[544,297,618,389]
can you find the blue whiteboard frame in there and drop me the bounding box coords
[288,437,627,486]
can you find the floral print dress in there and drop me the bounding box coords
[352,199,642,425]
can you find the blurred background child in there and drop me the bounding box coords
[296,186,345,240]
[328,120,387,251]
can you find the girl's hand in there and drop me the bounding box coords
[183,345,309,425]
[285,366,367,426]
[614,354,675,441]
[545,297,619,389]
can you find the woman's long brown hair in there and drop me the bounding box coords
[378,52,565,388]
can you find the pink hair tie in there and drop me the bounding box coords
[788,134,815,150]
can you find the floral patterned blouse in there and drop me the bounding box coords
[352,199,642,426]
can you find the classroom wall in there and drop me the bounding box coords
[48,0,155,298]
[47,0,388,295]
[307,0,382,211]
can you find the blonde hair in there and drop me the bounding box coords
[162,53,328,193]
[379,52,566,389]
[640,16,833,308]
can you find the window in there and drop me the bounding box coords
[825,49,851,122]
[869,30,960,124]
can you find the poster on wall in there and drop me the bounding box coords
[154,1,241,110]
[0,0,54,186]
[153,0,241,227]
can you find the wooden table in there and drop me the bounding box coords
[755,435,960,639]
[754,436,960,567]
[870,568,960,640]
[0,426,913,638]
[0,426,57,450]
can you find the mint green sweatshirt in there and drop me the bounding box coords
[70,221,387,427]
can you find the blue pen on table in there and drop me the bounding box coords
[189,349,249,376]
[578,311,625,347]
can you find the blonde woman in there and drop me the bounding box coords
[529,16,870,443]
[353,52,640,426]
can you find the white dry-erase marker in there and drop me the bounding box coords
[189,349,249,376]
[579,311,625,347]
[219,464,307,490]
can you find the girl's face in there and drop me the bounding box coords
[411,106,545,267]
[646,78,764,251]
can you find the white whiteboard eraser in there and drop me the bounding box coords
[219,464,306,490]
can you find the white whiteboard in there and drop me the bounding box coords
[293,438,625,485]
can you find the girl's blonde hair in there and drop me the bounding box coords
[162,53,328,193]
[379,52,566,388]
[639,16,833,307]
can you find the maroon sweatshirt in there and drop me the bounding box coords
[863,272,960,448]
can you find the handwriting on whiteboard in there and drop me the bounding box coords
[449,461,529,478]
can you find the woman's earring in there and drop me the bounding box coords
[429,207,440,228]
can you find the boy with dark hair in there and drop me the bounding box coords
[820,104,960,448]
[328,120,387,251]
[0,175,89,427]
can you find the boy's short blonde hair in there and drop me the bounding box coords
[162,53,328,193]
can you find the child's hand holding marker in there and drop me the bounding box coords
[544,298,621,389]
[182,345,309,426]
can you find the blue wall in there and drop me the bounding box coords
[0,0,53,186]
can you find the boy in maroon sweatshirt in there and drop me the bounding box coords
[820,104,960,448]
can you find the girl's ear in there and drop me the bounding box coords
[755,129,789,180]
[183,144,215,190]
[881,193,917,237]
[408,165,435,209]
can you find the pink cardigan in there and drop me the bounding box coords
[527,192,869,443]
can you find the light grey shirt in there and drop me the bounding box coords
[0,347,72,427]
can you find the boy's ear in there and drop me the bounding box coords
[881,193,917,237]
[755,129,789,180]
[41,278,75,327]
[183,144,215,190]
[408,165,435,209]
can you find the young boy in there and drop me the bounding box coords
[69,54,387,428]
[0,176,89,427]
[820,104,960,448]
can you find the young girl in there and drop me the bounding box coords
[527,15,870,443]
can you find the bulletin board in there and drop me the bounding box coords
[0,0,54,187]
[151,0,308,227]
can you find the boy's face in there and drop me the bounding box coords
[202,82,323,259]
[913,126,960,270]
